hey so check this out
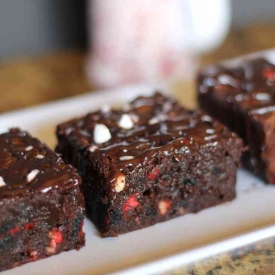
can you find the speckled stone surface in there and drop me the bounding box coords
[1,21,275,274]
[160,237,275,275]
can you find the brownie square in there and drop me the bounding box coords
[56,92,243,237]
[198,57,275,183]
[0,129,85,272]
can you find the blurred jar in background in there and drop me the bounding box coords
[86,0,231,88]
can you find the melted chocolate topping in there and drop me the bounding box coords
[57,93,238,174]
[199,58,275,116]
[0,129,81,198]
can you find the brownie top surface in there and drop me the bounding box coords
[57,93,239,170]
[0,128,81,198]
[198,58,275,116]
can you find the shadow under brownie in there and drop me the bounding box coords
[56,92,243,237]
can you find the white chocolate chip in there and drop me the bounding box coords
[36,154,44,159]
[0,176,6,187]
[30,251,38,257]
[93,124,112,144]
[118,114,134,129]
[27,169,40,182]
[46,247,55,254]
[149,117,159,125]
[89,145,98,153]
[101,105,110,113]
[158,200,171,215]
[119,156,134,161]
[114,175,125,192]
[25,146,33,151]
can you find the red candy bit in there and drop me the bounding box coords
[263,68,275,80]
[24,223,35,231]
[104,217,110,226]
[147,168,160,180]
[268,175,275,184]
[122,194,140,212]
[49,229,63,244]
[78,221,85,237]
[9,225,20,235]
[181,137,190,146]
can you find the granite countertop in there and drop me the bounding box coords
[1,22,275,274]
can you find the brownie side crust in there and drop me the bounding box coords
[198,58,275,182]
[0,129,85,272]
[56,93,243,237]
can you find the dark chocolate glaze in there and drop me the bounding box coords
[199,58,275,115]
[0,129,81,198]
[57,93,239,177]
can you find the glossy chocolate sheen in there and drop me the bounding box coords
[57,92,239,175]
[0,129,81,198]
[198,58,275,115]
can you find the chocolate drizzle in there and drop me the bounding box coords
[57,93,238,174]
[0,129,81,198]
[199,58,275,116]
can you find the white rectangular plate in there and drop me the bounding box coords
[1,70,275,275]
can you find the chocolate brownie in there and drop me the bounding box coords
[0,129,85,272]
[198,57,275,183]
[56,92,243,237]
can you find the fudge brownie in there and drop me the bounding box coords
[198,57,275,183]
[56,92,243,237]
[0,129,85,272]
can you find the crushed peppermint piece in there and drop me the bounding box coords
[119,156,134,161]
[36,154,44,159]
[25,146,33,151]
[93,124,111,144]
[89,145,98,153]
[118,114,134,129]
[27,169,40,182]
[0,176,6,187]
